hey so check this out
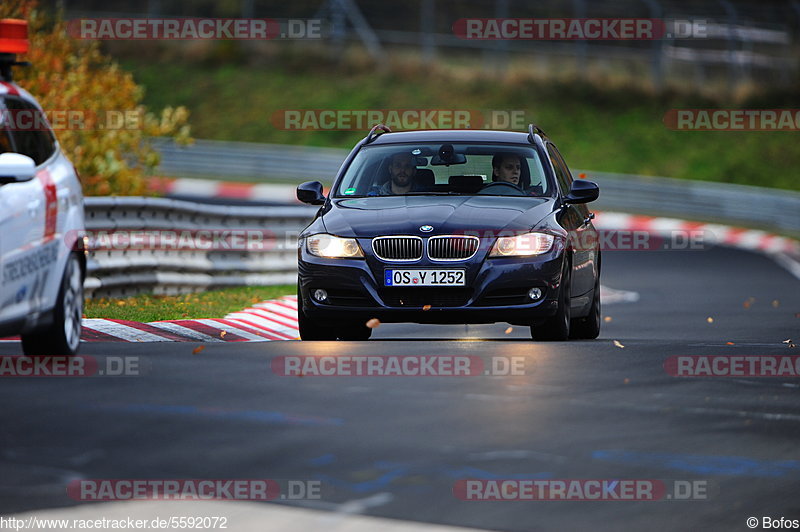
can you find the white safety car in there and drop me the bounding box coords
[0,19,86,356]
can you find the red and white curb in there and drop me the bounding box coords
[594,211,800,280]
[79,295,300,343]
[1,296,300,344]
[594,212,800,256]
[148,177,316,204]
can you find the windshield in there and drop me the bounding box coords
[333,143,552,198]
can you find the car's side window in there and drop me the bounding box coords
[2,97,56,166]
[550,145,574,183]
[546,144,571,196]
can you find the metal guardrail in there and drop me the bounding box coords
[84,196,317,298]
[153,138,348,183]
[156,138,800,235]
[589,171,800,235]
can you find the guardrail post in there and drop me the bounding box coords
[241,0,254,18]
[572,0,587,79]
[641,0,664,91]
[718,0,741,93]
[483,0,509,73]
[421,0,436,63]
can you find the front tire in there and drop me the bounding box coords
[21,253,84,357]
[570,275,601,340]
[531,259,571,341]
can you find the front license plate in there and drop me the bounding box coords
[384,269,466,287]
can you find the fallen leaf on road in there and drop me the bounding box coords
[192,346,205,355]
[505,327,513,334]
[726,342,735,345]
[706,317,714,324]
[613,340,625,349]
[772,300,780,308]
[604,316,612,323]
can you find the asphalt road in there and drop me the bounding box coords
[1,246,799,531]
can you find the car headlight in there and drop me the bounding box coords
[306,234,364,258]
[489,232,554,257]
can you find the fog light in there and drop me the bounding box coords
[527,287,543,300]
[313,289,328,302]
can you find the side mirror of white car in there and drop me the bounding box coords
[0,152,36,184]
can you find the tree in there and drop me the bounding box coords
[0,0,191,195]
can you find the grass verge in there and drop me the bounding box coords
[84,285,295,322]
[119,50,800,191]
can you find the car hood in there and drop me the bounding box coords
[322,196,555,238]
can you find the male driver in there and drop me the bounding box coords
[379,152,420,195]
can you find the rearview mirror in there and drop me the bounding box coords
[297,181,326,205]
[0,153,36,184]
[564,180,599,204]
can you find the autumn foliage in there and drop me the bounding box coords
[0,0,191,195]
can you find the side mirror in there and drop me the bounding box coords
[296,181,326,205]
[564,180,599,204]
[0,153,36,185]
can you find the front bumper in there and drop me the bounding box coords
[298,239,565,326]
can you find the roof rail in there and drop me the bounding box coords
[365,123,392,144]
[527,123,547,143]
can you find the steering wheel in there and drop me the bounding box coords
[477,181,527,196]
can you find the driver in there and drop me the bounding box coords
[377,152,421,195]
[491,153,522,187]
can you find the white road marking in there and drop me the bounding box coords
[147,322,225,342]
[80,320,171,342]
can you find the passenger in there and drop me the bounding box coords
[491,152,522,187]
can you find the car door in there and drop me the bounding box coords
[546,143,595,298]
[0,105,43,324]
[0,96,60,324]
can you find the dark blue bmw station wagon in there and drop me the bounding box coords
[296,125,601,341]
